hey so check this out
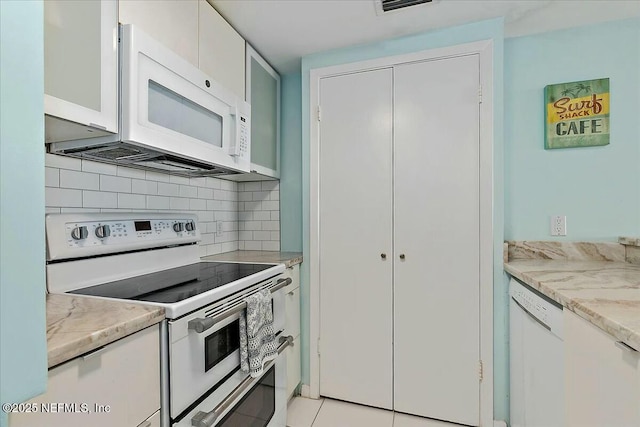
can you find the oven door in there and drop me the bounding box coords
[169,310,243,418]
[173,336,291,427]
[169,286,286,418]
[120,24,250,173]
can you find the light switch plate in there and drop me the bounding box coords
[216,220,224,237]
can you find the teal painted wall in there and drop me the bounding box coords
[505,18,640,241]
[280,72,303,252]
[0,1,48,426]
[297,17,506,420]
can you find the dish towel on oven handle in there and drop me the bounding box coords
[239,289,278,378]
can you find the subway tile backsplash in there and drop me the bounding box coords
[237,181,280,251]
[44,154,280,256]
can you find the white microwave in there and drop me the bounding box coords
[48,25,251,177]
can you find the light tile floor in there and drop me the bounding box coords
[287,397,464,427]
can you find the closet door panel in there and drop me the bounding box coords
[318,69,394,409]
[393,55,481,425]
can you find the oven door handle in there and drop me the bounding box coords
[188,277,293,333]
[191,335,294,427]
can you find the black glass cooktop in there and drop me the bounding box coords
[69,262,274,304]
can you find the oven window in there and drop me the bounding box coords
[204,319,240,372]
[217,366,276,427]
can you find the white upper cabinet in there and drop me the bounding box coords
[246,44,280,179]
[198,0,245,100]
[119,0,199,67]
[44,0,118,142]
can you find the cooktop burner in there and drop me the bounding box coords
[69,262,274,304]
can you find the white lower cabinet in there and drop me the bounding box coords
[283,264,301,397]
[9,325,160,427]
[564,310,640,427]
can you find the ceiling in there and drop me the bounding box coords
[211,0,640,74]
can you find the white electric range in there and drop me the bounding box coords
[45,212,291,427]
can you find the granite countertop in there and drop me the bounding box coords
[504,243,640,351]
[47,294,165,368]
[202,250,303,268]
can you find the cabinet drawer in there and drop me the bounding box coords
[286,335,301,398]
[282,264,300,294]
[9,325,160,427]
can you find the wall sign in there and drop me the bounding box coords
[544,78,609,149]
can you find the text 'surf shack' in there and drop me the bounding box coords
[544,78,610,149]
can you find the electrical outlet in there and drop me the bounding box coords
[550,215,567,236]
[216,220,224,237]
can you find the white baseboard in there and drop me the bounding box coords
[300,384,311,398]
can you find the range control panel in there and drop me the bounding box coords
[65,218,197,248]
[46,213,201,261]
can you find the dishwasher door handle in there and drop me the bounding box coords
[511,296,551,331]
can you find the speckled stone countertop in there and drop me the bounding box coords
[47,294,164,368]
[202,251,303,268]
[504,241,640,351]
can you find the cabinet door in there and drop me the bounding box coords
[393,55,481,425]
[318,68,393,410]
[246,45,280,178]
[9,326,160,427]
[199,0,245,99]
[119,0,198,66]
[44,0,118,140]
[565,310,640,427]
[286,336,301,398]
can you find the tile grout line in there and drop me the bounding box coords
[310,398,325,427]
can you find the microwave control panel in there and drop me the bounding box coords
[239,114,249,157]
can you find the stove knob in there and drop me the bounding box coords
[95,224,110,239]
[71,226,88,240]
[173,222,184,232]
[185,221,195,232]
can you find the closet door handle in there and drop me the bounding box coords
[380,253,387,259]
[399,254,405,260]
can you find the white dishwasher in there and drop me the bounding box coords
[509,277,564,427]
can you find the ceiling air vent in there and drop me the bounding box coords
[377,0,434,14]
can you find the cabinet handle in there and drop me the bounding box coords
[82,345,108,361]
[615,341,639,353]
[88,122,107,131]
[380,253,386,259]
[137,420,152,427]
[399,254,405,260]
[287,291,295,296]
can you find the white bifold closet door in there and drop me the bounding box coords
[318,68,394,410]
[318,54,480,426]
[393,55,480,426]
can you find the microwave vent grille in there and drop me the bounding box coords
[377,0,434,13]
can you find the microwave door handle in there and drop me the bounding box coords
[228,106,241,157]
